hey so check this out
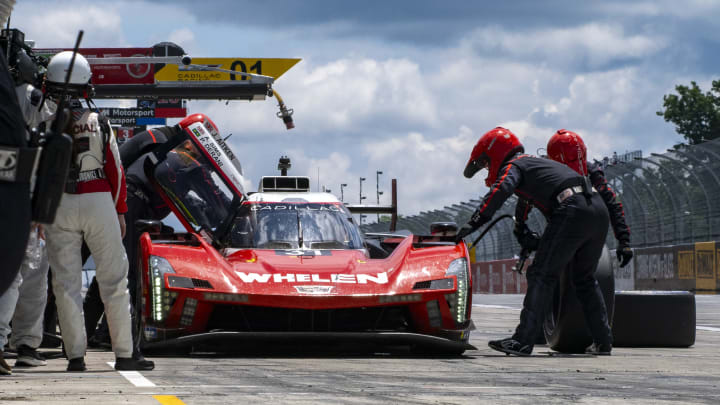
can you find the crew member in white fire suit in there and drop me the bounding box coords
[7,81,56,368]
[42,51,153,372]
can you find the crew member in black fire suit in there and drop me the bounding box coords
[455,127,613,356]
[83,126,177,356]
[0,50,32,295]
[545,129,632,267]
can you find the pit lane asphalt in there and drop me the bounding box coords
[2,294,719,405]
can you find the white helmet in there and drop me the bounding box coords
[46,51,92,96]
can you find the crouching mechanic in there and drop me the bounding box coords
[42,51,153,371]
[546,129,632,268]
[455,127,613,356]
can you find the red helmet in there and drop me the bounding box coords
[464,127,524,187]
[547,129,587,176]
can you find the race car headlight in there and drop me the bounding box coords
[444,258,469,324]
[149,256,176,322]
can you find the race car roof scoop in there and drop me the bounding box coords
[259,176,310,192]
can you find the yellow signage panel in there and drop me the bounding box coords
[154,58,300,82]
[678,251,694,279]
[695,242,716,291]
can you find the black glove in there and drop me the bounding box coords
[514,224,541,251]
[454,223,476,244]
[617,242,633,268]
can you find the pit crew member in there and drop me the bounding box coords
[0,44,56,373]
[42,51,153,371]
[84,125,177,358]
[455,127,613,356]
[546,129,632,267]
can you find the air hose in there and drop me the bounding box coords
[469,214,514,248]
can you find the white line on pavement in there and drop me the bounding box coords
[697,326,720,332]
[107,362,157,387]
[473,304,521,311]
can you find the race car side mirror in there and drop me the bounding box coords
[135,219,163,235]
[430,222,458,236]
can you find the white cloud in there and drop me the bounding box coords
[12,1,126,47]
[167,28,195,51]
[362,126,481,215]
[464,23,666,68]
[200,57,439,137]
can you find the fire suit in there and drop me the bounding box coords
[84,127,175,349]
[469,153,612,350]
[516,160,630,246]
[0,83,55,354]
[0,51,31,295]
[44,108,133,360]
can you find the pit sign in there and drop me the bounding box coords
[154,58,301,82]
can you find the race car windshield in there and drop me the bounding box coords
[227,203,364,250]
[153,140,235,233]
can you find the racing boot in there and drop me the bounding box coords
[585,342,612,356]
[67,357,87,372]
[0,351,11,375]
[488,337,532,356]
[14,344,47,367]
[115,357,155,371]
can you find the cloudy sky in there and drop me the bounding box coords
[11,0,720,218]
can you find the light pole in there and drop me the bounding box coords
[376,170,383,222]
[340,183,348,202]
[359,177,367,224]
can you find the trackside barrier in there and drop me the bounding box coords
[472,241,719,293]
[472,259,529,294]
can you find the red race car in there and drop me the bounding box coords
[135,113,475,355]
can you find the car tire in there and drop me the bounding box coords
[543,245,615,353]
[612,291,696,347]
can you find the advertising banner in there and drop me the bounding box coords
[34,47,155,84]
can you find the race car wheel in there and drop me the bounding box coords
[612,291,695,347]
[543,245,615,353]
[131,258,148,353]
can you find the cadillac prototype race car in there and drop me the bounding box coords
[136,113,475,354]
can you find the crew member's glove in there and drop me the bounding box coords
[514,224,541,251]
[454,223,476,244]
[617,242,633,268]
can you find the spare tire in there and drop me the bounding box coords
[612,291,695,347]
[543,245,615,353]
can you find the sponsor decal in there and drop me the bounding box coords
[275,249,332,256]
[251,204,341,212]
[235,271,389,285]
[294,286,335,295]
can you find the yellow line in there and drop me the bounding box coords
[154,395,187,405]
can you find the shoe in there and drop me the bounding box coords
[488,337,533,356]
[15,345,47,367]
[585,342,612,356]
[87,332,112,349]
[0,352,11,375]
[115,357,155,371]
[67,357,87,372]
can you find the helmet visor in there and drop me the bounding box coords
[463,154,489,179]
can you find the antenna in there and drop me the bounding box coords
[51,30,83,133]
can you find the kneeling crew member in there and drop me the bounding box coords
[455,127,613,356]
